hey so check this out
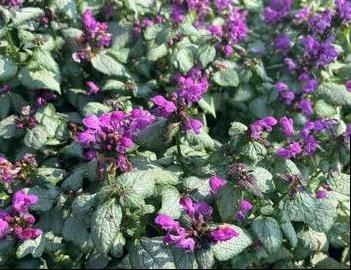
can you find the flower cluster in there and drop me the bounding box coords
[0,0,23,7]
[73,9,111,62]
[15,105,37,129]
[209,175,227,195]
[155,196,239,251]
[250,116,278,141]
[151,66,209,134]
[0,189,41,240]
[77,109,155,172]
[0,154,38,188]
[235,199,253,221]
[264,0,293,24]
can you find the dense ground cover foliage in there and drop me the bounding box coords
[0,0,350,269]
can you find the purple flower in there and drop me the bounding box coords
[277,142,303,159]
[171,3,186,23]
[0,0,23,7]
[250,116,278,140]
[15,227,42,241]
[302,135,319,155]
[275,35,291,51]
[316,190,328,199]
[184,118,203,134]
[346,80,351,92]
[155,214,181,231]
[284,58,298,72]
[264,0,293,24]
[210,227,239,243]
[299,99,313,117]
[209,176,227,195]
[0,157,20,183]
[208,25,223,37]
[151,95,177,118]
[279,116,294,137]
[175,237,196,251]
[304,35,340,69]
[128,109,155,131]
[86,81,100,96]
[335,0,351,24]
[235,211,246,221]
[12,190,39,214]
[240,199,253,212]
[215,0,230,11]
[0,218,9,239]
[275,82,296,105]
[294,7,312,23]
[226,7,249,43]
[175,66,209,105]
[0,84,11,94]
[155,197,239,251]
[301,78,319,94]
[309,9,332,35]
[224,45,234,57]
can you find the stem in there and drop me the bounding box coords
[6,31,17,59]
[176,132,186,171]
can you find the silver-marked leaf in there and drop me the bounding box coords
[0,115,19,139]
[279,192,337,232]
[251,217,283,254]
[91,199,122,255]
[316,83,351,107]
[24,125,48,150]
[63,215,90,247]
[19,68,61,93]
[211,225,252,261]
[198,44,216,68]
[158,186,182,219]
[16,234,46,259]
[213,69,239,87]
[252,167,274,193]
[281,221,298,248]
[91,51,128,77]
[216,184,242,222]
[128,237,176,269]
[0,55,17,81]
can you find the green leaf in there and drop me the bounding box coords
[91,51,128,77]
[19,68,61,94]
[213,69,239,87]
[171,246,198,269]
[35,167,66,185]
[111,233,126,258]
[314,99,337,118]
[27,184,60,212]
[82,102,111,116]
[175,47,194,74]
[198,95,216,118]
[211,225,252,261]
[298,228,328,252]
[91,199,122,255]
[16,234,46,259]
[0,115,18,139]
[240,141,267,164]
[11,7,43,26]
[29,49,59,74]
[279,192,338,232]
[316,83,351,107]
[61,169,84,191]
[198,44,216,68]
[129,237,176,269]
[252,217,283,254]
[252,167,274,193]
[329,173,350,201]
[185,129,215,150]
[182,176,211,201]
[158,186,182,219]
[249,96,270,118]
[0,55,17,81]
[24,125,48,150]
[281,221,298,248]
[134,118,169,152]
[54,0,78,19]
[109,22,132,50]
[63,215,90,247]
[195,249,215,269]
[216,184,242,222]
